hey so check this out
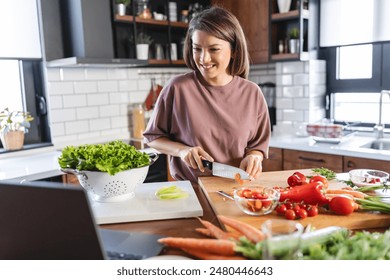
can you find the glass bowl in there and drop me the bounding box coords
[349,169,389,187]
[233,186,280,216]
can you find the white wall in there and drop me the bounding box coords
[44,61,322,147]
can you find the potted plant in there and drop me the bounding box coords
[135,32,153,60]
[288,27,300,54]
[115,0,131,16]
[0,108,34,151]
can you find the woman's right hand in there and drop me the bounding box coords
[179,146,214,172]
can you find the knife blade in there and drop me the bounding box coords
[201,160,250,180]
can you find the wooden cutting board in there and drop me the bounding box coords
[198,170,390,231]
[89,181,203,224]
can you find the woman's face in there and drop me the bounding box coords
[191,30,232,86]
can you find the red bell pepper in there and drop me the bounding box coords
[287,172,307,187]
[279,181,328,205]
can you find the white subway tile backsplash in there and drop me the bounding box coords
[276,74,293,85]
[282,61,304,73]
[97,80,118,92]
[61,68,86,81]
[138,79,152,91]
[63,95,87,108]
[50,108,76,123]
[283,109,304,122]
[90,118,110,131]
[46,68,61,81]
[74,81,98,93]
[118,80,138,91]
[87,93,109,106]
[49,96,63,109]
[99,105,121,117]
[276,98,293,109]
[129,91,148,104]
[78,131,101,140]
[294,98,310,110]
[283,86,304,98]
[48,82,74,95]
[293,73,309,85]
[65,120,89,134]
[76,107,99,120]
[49,123,65,137]
[107,68,128,80]
[109,92,128,104]
[85,68,108,80]
[111,116,128,129]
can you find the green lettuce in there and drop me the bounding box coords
[58,140,150,175]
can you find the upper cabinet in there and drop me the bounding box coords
[212,0,269,64]
[112,0,211,66]
[269,0,318,62]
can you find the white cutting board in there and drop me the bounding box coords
[88,181,203,224]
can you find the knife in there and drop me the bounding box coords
[201,160,250,180]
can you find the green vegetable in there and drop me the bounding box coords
[355,196,390,213]
[155,186,189,200]
[311,167,337,180]
[58,140,149,175]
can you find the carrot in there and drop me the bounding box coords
[325,193,354,201]
[217,215,264,244]
[326,189,366,199]
[182,248,246,260]
[197,218,239,240]
[235,173,244,185]
[195,228,213,237]
[158,237,236,256]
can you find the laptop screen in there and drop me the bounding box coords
[0,180,108,260]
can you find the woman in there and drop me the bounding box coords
[143,6,271,183]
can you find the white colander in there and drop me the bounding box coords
[61,153,158,203]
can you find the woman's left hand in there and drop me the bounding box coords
[239,152,263,180]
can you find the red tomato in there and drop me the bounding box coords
[285,209,296,220]
[329,196,355,215]
[293,204,301,212]
[276,204,287,215]
[309,175,328,189]
[262,200,272,208]
[297,208,308,219]
[307,205,319,217]
[241,189,252,198]
[252,192,268,199]
[293,172,307,183]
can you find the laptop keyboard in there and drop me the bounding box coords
[106,251,144,260]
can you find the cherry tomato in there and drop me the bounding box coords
[241,189,252,198]
[297,208,308,219]
[252,192,268,199]
[276,204,287,215]
[284,202,293,210]
[329,196,355,215]
[287,174,301,186]
[309,175,328,189]
[307,205,319,217]
[293,204,301,212]
[285,209,296,220]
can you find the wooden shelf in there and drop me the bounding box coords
[271,51,309,61]
[271,9,309,21]
[115,14,188,28]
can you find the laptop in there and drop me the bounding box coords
[0,180,165,260]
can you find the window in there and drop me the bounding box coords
[0,1,50,151]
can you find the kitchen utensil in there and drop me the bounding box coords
[61,153,159,203]
[201,160,250,180]
[217,190,234,200]
[234,186,280,216]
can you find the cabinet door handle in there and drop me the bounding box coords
[347,161,355,168]
[298,156,325,163]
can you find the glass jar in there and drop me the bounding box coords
[136,0,152,19]
[130,104,146,139]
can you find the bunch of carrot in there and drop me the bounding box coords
[157,215,264,260]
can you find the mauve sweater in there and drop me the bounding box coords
[143,71,271,183]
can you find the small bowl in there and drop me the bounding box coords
[233,186,280,216]
[349,169,389,187]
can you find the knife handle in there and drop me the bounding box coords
[201,160,213,170]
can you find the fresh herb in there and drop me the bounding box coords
[58,140,149,175]
[353,183,389,193]
[311,167,337,180]
[236,227,390,260]
[355,196,390,213]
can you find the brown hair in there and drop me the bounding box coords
[183,6,250,79]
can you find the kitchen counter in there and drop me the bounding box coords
[198,172,390,231]
[0,131,389,181]
[270,131,390,161]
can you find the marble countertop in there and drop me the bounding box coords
[0,132,389,181]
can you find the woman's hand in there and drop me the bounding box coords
[240,152,264,180]
[179,146,213,172]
